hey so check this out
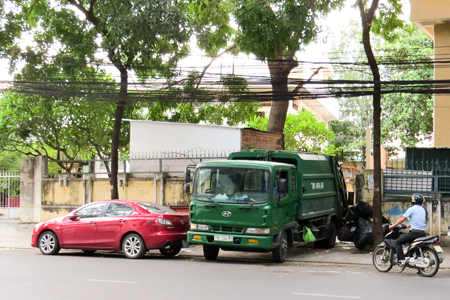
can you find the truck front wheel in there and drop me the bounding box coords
[203,245,219,260]
[314,222,337,249]
[272,231,288,263]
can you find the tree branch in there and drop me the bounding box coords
[196,44,237,89]
[291,66,323,96]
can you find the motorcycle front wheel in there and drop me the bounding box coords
[373,246,393,272]
[417,248,440,277]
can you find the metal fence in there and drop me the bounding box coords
[383,159,450,195]
[0,170,20,219]
[46,151,232,177]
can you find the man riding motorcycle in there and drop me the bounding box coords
[389,193,427,266]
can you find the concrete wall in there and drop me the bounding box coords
[360,169,450,245]
[411,0,450,147]
[38,177,190,222]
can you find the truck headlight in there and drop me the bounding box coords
[190,223,209,231]
[245,228,270,235]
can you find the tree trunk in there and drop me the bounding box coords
[110,66,128,199]
[266,48,298,138]
[358,0,383,248]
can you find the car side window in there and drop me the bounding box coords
[76,203,107,219]
[105,203,134,217]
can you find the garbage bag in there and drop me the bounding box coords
[337,222,357,242]
[353,218,373,249]
[303,227,316,244]
[343,207,359,222]
[353,201,373,219]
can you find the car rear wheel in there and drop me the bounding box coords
[122,233,146,259]
[38,231,60,255]
[159,246,181,257]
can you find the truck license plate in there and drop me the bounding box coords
[214,235,233,242]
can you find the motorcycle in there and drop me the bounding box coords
[372,224,445,277]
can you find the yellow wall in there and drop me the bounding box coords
[433,24,450,146]
[411,0,450,147]
[40,178,191,221]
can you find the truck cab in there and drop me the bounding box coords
[187,160,298,263]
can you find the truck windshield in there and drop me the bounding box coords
[193,167,270,204]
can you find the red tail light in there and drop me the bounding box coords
[433,237,440,245]
[146,218,173,225]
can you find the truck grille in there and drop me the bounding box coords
[211,226,244,234]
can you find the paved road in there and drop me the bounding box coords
[1,249,449,300]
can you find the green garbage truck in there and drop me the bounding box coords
[186,150,348,263]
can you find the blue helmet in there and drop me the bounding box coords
[411,193,424,205]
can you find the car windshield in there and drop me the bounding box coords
[137,202,176,214]
[192,167,270,204]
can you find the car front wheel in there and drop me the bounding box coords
[38,231,60,255]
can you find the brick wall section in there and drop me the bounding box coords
[241,127,284,150]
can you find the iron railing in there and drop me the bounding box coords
[46,151,233,177]
[383,159,450,195]
[0,170,20,208]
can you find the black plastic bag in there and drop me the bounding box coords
[343,207,358,222]
[338,222,357,242]
[353,201,373,219]
[353,218,373,250]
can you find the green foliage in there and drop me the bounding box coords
[329,22,433,157]
[0,151,22,170]
[248,110,341,155]
[188,0,235,55]
[328,120,361,161]
[0,0,261,169]
[232,0,345,60]
[156,72,261,126]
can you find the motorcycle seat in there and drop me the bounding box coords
[413,235,438,242]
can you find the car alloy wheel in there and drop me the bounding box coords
[38,231,60,255]
[122,233,146,259]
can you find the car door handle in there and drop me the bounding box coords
[89,221,96,225]
[119,219,126,224]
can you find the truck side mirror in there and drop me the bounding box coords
[185,183,191,195]
[185,168,191,183]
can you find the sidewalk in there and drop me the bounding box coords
[1,221,449,268]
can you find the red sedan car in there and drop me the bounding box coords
[31,200,190,259]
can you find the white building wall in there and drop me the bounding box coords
[128,120,242,157]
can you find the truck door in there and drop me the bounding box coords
[272,168,296,229]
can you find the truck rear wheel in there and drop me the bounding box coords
[203,245,219,260]
[314,222,337,249]
[272,231,288,263]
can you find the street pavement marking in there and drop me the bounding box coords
[87,279,138,284]
[292,293,360,299]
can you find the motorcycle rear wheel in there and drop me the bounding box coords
[373,246,393,272]
[417,248,440,277]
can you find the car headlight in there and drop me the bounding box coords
[245,228,270,235]
[190,223,209,231]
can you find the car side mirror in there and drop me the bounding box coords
[67,212,78,220]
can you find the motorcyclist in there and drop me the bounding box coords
[389,193,427,266]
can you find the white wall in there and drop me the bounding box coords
[128,120,242,158]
